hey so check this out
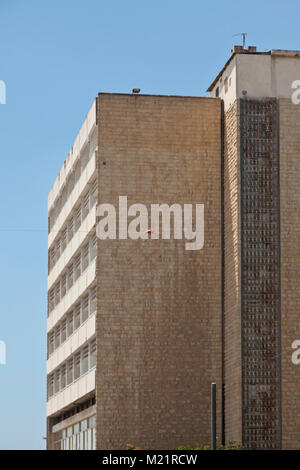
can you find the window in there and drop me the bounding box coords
[82,192,90,220]
[90,129,97,156]
[61,228,67,252]
[76,433,80,450]
[81,419,88,432]
[81,346,89,375]
[90,339,96,369]
[74,303,81,330]
[55,325,61,349]
[55,281,61,306]
[92,428,95,450]
[61,319,67,343]
[61,365,66,390]
[56,196,62,217]
[47,338,96,403]
[54,369,61,394]
[48,288,55,314]
[48,374,54,399]
[215,86,219,98]
[74,352,81,380]
[54,414,96,450]
[48,331,55,357]
[49,174,97,272]
[48,285,96,358]
[89,416,95,428]
[80,432,84,450]
[48,231,98,318]
[81,146,89,172]
[67,311,74,337]
[61,185,67,207]
[67,358,73,385]
[81,295,89,323]
[82,243,89,272]
[74,160,81,184]
[224,76,228,94]
[68,172,74,197]
[56,239,61,263]
[61,273,67,298]
[89,180,97,208]
[48,213,53,233]
[74,423,80,434]
[67,263,74,289]
[90,286,96,315]
[68,217,74,242]
[89,233,97,260]
[75,205,82,232]
[49,248,55,271]
[87,429,92,450]
[74,253,81,281]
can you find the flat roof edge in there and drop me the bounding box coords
[207,49,300,92]
[271,49,300,57]
[97,92,217,99]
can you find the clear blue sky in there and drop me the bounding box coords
[0,0,299,450]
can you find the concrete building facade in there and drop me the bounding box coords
[47,47,300,450]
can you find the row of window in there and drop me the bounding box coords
[47,338,96,400]
[49,129,97,233]
[215,76,231,97]
[48,179,97,273]
[48,284,96,358]
[54,416,96,450]
[48,231,97,316]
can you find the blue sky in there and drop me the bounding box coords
[0,0,299,450]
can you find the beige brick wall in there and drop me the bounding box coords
[46,94,300,451]
[95,93,223,450]
[223,100,242,444]
[279,98,300,450]
[223,97,300,449]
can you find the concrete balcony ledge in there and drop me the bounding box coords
[47,314,96,374]
[48,152,96,248]
[46,369,96,417]
[47,259,96,331]
[48,205,96,289]
[48,101,96,210]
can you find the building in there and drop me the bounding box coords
[46,94,223,450]
[47,47,300,450]
[207,46,300,450]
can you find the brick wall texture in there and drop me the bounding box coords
[95,93,223,450]
[223,100,242,444]
[279,99,300,450]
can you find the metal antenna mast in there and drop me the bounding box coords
[233,32,248,49]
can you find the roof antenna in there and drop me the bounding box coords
[233,32,247,49]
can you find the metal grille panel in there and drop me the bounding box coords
[240,99,281,450]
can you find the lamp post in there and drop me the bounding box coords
[211,382,216,450]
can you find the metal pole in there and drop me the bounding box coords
[211,382,216,450]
